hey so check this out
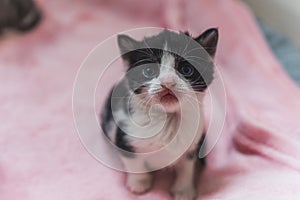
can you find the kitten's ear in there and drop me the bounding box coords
[194,28,219,57]
[117,34,139,55]
[181,31,190,36]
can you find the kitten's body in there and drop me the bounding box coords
[101,29,218,200]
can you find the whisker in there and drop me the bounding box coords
[188,78,204,84]
[133,92,150,96]
[184,56,210,63]
[131,58,154,67]
[141,96,156,108]
[181,37,193,57]
[191,84,207,87]
[174,90,194,95]
[134,48,153,58]
[181,95,202,110]
[149,90,163,95]
[135,96,149,107]
[183,47,206,56]
[143,40,154,55]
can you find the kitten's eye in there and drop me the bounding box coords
[142,65,158,78]
[178,65,194,77]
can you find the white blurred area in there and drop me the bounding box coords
[243,0,300,46]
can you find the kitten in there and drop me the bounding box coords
[101,28,218,200]
[0,0,41,33]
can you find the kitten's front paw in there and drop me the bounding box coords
[171,187,197,200]
[126,173,153,194]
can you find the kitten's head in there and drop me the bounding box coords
[117,28,218,113]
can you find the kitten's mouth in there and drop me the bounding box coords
[158,89,178,104]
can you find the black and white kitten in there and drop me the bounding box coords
[101,28,218,200]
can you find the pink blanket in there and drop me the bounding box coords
[1,0,300,199]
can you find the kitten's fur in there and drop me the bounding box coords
[0,0,41,33]
[101,28,218,200]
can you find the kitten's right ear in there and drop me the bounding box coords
[117,34,139,55]
[194,28,219,57]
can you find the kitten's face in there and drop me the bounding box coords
[118,29,218,113]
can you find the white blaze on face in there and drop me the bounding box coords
[147,43,176,93]
[159,51,176,87]
[149,43,177,92]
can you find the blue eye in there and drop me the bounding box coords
[179,65,194,77]
[142,65,158,78]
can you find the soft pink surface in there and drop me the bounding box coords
[1,0,300,199]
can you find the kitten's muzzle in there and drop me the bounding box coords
[157,88,178,101]
[158,88,175,97]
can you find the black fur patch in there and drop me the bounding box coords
[100,89,114,133]
[100,89,135,158]
[115,125,135,158]
[198,134,206,166]
[186,133,206,166]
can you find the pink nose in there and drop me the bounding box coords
[161,81,176,88]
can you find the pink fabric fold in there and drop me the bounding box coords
[1,0,300,199]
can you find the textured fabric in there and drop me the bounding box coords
[1,0,300,199]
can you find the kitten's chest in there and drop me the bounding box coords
[126,109,204,154]
[126,111,180,153]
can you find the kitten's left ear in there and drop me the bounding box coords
[194,28,219,57]
[117,34,139,55]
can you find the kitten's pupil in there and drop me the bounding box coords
[178,65,194,77]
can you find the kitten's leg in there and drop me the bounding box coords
[121,156,153,194]
[171,152,198,200]
[126,173,153,194]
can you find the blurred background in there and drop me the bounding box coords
[1,0,299,84]
[243,0,300,84]
[244,0,300,46]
